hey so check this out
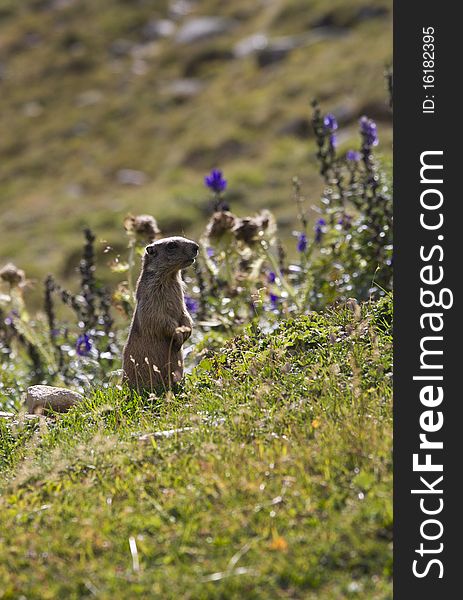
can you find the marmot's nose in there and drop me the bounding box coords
[191,242,199,256]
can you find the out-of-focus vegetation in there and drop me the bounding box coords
[0,0,392,288]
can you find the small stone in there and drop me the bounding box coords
[23,101,44,118]
[116,169,148,186]
[256,37,297,68]
[108,39,134,58]
[169,0,194,20]
[233,33,268,58]
[142,19,176,41]
[175,17,236,45]
[75,90,103,108]
[162,78,204,100]
[26,385,84,414]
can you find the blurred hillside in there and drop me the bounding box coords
[0,0,392,285]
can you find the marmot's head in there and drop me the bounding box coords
[143,236,199,276]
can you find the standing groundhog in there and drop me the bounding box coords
[122,236,199,393]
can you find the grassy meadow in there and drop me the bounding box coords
[1,298,392,598]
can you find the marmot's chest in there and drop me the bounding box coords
[161,295,184,318]
[137,294,183,324]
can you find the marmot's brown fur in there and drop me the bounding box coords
[122,236,199,393]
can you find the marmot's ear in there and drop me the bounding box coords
[146,245,157,256]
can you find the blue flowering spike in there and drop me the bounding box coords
[204,169,227,193]
[297,233,307,253]
[323,113,338,132]
[267,271,276,284]
[76,333,92,356]
[359,116,379,147]
[338,214,353,229]
[346,150,361,162]
[314,218,327,244]
[185,296,198,314]
[269,293,279,309]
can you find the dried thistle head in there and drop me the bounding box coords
[112,282,134,317]
[124,214,161,242]
[233,217,259,245]
[233,210,276,246]
[205,211,237,242]
[0,263,26,287]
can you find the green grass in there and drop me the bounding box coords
[0,296,392,598]
[0,0,392,293]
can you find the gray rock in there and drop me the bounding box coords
[116,169,148,186]
[313,6,389,29]
[142,19,176,41]
[254,30,345,69]
[169,0,195,20]
[162,78,204,100]
[23,101,44,118]
[175,17,236,45]
[233,33,268,58]
[26,385,84,414]
[75,90,103,108]
[108,39,134,58]
[256,37,298,68]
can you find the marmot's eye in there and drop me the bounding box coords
[166,241,179,251]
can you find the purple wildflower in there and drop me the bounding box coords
[329,133,337,149]
[314,218,326,244]
[76,333,92,356]
[206,247,215,258]
[269,293,279,309]
[267,271,276,284]
[346,150,361,162]
[323,113,338,132]
[185,296,198,314]
[4,310,19,326]
[204,169,227,193]
[338,214,353,229]
[297,232,307,253]
[359,116,379,147]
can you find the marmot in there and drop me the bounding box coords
[122,236,199,393]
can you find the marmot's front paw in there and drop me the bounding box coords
[179,325,192,345]
[180,324,192,342]
[170,325,191,351]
